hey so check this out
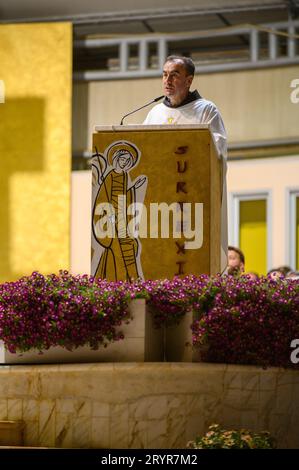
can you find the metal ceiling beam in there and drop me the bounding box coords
[217,13,249,46]
[73,19,299,81]
[142,20,154,33]
[0,4,287,25]
[74,20,296,48]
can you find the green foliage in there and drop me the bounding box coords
[187,424,275,449]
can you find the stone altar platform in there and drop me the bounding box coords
[0,362,298,449]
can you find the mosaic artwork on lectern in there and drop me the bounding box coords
[91,140,148,281]
[91,126,221,281]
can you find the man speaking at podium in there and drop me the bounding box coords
[143,55,228,272]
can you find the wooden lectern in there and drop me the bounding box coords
[91,125,222,281]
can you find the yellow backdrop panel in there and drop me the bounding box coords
[239,199,267,275]
[0,23,72,282]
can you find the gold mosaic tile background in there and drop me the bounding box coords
[0,23,72,282]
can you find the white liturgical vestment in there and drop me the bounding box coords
[143,93,228,272]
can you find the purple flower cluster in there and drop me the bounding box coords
[137,275,211,327]
[191,275,299,368]
[0,271,132,353]
[0,271,298,367]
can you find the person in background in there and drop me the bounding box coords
[276,265,292,277]
[268,265,299,280]
[267,268,285,281]
[286,270,299,280]
[226,246,245,277]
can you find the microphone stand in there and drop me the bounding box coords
[120,95,164,125]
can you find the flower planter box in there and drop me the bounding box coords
[0,299,164,364]
[165,309,200,362]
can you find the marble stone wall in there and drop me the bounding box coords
[0,363,298,449]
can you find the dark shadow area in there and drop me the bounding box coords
[0,98,44,282]
[72,83,89,170]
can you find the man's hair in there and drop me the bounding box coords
[228,245,245,264]
[165,55,195,76]
[276,265,292,276]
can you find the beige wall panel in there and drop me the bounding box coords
[73,65,299,152]
[194,66,299,142]
[71,171,92,275]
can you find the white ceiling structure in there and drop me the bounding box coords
[0,1,296,38]
[1,1,298,79]
[0,1,291,19]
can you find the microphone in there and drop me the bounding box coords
[120,95,164,125]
